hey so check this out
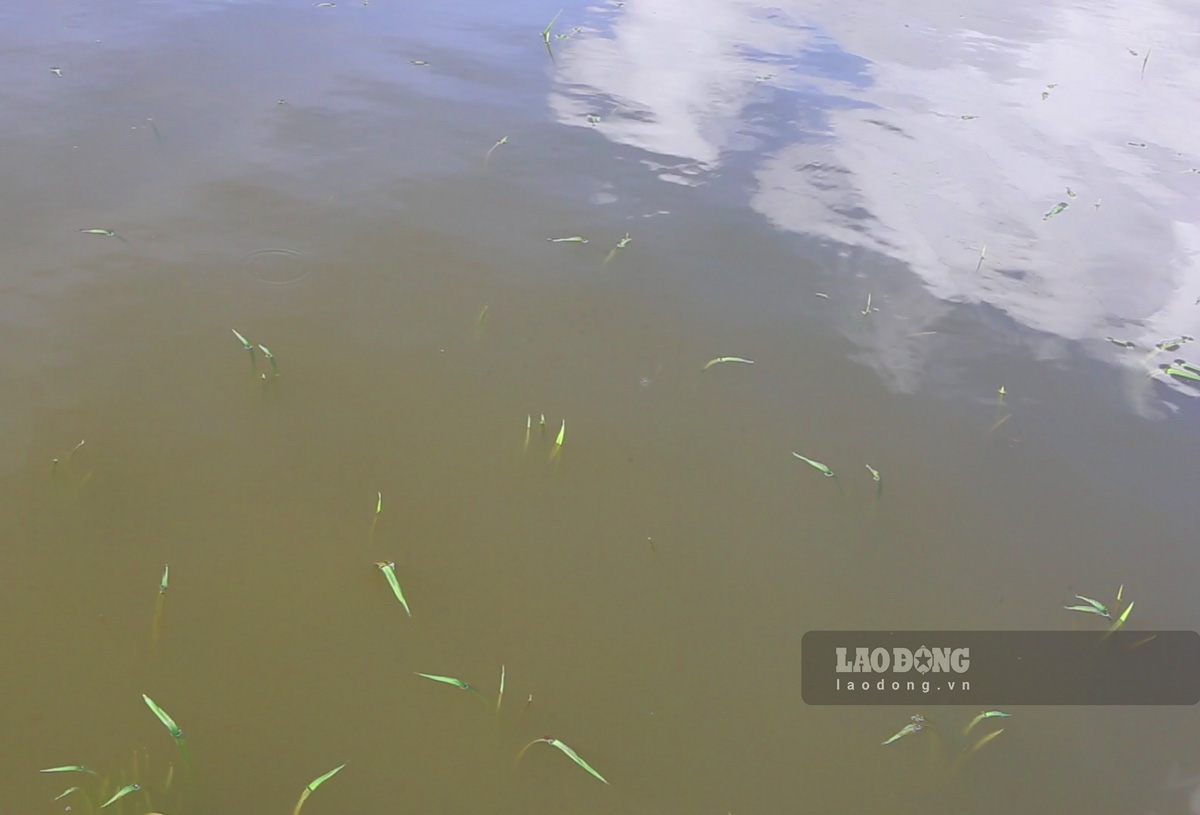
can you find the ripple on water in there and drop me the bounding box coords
[242,248,311,285]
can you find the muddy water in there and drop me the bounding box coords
[3,0,1200,813]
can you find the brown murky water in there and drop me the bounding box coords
[4,0,1200,813]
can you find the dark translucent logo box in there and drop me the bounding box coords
[801,631,1200,705]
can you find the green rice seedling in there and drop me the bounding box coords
[1099,601,1134,643]
[1165,365,1200,381]
[100,783,140,808]
[142,694,191,783]
[547,236,588,243]
[517,736,609,785]
[258,345,278,376]
[861,292,874,316]
[497,664,505,713]
[603,233,632,266]
[1105,337,1135,348]
[80,228,115,236]
[865,464,883,513]
[147,118,164,148]
[369,492,382,543]
[975,244,986,273]
[1064,594,1111,619]
[541,10,562,59]
[485,137,507,166]
[962,710,1010,738]
[231,329,254,354]
[54,786,80,800]
[549,419,565,462]
[151,565,169,647]
[376,561,411,616]
[703,357,754,370]
[518,694,533,725]
[415,673,488,701]
[524,415,531,451]
[293,763,346,815]
[1043,202,1068,220]
[51,67,62,76]
[986,385,1010,436]
[791,452,833,477]
[883,720,926,744]
[968,728,1004,754]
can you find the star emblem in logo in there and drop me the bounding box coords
[914,645,933,674]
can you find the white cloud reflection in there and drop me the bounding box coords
[549,0,1200,407]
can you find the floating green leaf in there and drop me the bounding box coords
[881,722,922,745]
[376,561,411,616]
[1043,202,1068,220]
[792,452,834,477]
[294,763,346,815]
[416,673,473,690]
[40,766,98,776]
[101,784,140,808]
[519,736,609,784]
[703,357,754,370]
[416,672,487,700]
